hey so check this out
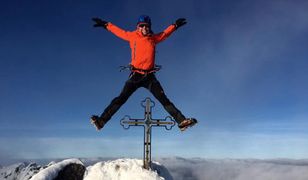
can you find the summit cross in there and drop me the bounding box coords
[120,97,176,169]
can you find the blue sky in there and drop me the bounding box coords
[1,0,308,162]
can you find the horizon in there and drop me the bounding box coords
[2,157,308,180]
[2,155,308,167]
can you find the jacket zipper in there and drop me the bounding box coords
[133,41,136,61]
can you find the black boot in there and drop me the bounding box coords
[90,115,105,131]
[178,118,198,131]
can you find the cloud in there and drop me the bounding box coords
[1,130,307,165]
[157,157,308,180]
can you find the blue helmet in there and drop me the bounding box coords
[137,15,151,26]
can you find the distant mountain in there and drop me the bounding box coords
[0,162,43,180]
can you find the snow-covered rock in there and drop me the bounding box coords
[84,158,173,180]
[30,158,85,180]
[0,158,173,180]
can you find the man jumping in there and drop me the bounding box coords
[91,15,197,131]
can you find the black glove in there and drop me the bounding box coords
[174,18,187,29]
[92,17,108,29]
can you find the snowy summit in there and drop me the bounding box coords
[84,159,171,180]
[0,158,172,180]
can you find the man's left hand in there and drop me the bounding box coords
[174,18,187,29]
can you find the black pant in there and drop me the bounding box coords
[100,72,186,124]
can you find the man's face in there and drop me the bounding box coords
[138,23,150,36]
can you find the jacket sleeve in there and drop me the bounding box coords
[153,24,177,43]
[106,23,131,41]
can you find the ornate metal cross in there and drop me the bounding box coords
[120,97,176,169]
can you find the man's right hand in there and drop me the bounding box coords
[92,17,108,29]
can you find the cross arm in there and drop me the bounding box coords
[150,116,176,130]
[120,115,147,129]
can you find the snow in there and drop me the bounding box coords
[30,158,83,180]
[0,158,170,180]
[0,163,26,180]
[0,162,41,180]
[84,159,167,180]
[2,157,308,180]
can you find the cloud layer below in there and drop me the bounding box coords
[157,157,308,180]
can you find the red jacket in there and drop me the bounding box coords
[106,23,176,73]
